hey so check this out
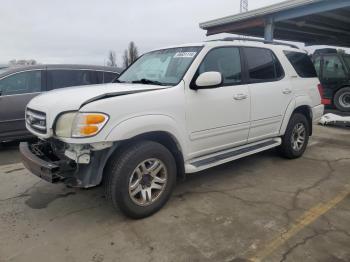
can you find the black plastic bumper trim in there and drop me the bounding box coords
[19,142,62,183]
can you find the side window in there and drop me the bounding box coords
[103,72,119,83]
[47,70,97,90]
[0,70,42,95]
[96,71,104,83]
[243,47,284,81]
[313,56,321,77]
[198,47,242,85]
[323,56,346,79]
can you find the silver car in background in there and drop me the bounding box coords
[0,64,120,142]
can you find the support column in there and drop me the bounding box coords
[264,18,275,41]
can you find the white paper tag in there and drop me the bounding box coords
[174,52,197,58]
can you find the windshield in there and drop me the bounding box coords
[117,46,202,86]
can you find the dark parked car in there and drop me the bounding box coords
[313,49,350,112]
[0,64,120,141]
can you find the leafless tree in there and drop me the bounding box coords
[123,41,139,68]
[123,50,129,69]
[128,41,139,64]
[107,50,117,67]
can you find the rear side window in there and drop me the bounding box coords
[243,47,284,82]
[47,70,97,90]
[198,47,242,85]
[323,55,346,79]
[284,51,317,78]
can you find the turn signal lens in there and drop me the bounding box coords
[71,113,109,137]
[85,114,106,125]
[80,125,99,135]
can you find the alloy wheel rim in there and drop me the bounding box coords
[291,123,306,151]
[339,92,350,108]
[128,158,168,207]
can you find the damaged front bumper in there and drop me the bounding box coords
[20,140,116,188]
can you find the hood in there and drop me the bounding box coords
[27,83,166,113]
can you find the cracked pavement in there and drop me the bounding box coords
[0,125,349,262]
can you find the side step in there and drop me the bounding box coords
[185,138,282,173]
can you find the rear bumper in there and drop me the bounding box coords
[20,142,74,184]
[312,104,324,123]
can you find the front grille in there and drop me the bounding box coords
[26,108,47,134]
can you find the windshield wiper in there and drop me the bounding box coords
[131,78,166,86]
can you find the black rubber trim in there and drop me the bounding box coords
[80,88,162,108]
[19,142,62,183]
[191,140,277,167]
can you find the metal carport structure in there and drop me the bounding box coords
[200,0,350,47]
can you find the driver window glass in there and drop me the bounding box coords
[199,47,242,85]
[0,70,42,96]
[323,56,346,79]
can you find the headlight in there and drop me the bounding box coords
[55,112,109,138]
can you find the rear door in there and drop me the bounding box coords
[0,70,44,139]
[242,47,292,142]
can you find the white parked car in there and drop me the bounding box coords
[20,38,324,218]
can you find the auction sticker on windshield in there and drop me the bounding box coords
[174,52,197,58]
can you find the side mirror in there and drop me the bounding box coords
[195,72,222,89]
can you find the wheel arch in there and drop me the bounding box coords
[293,106,313,136]
[280,98,313,136]
[124,131,186,180]
[105,131,186,182]
[101,115,188,183]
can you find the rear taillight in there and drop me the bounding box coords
[318,83,331,105]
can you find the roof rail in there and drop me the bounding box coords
[207,37,299,49]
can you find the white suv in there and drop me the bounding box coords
[20,39,324,218]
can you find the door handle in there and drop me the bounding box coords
[233,94,248,100]
[282,89,292,94]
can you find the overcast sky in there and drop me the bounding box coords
[1,0,343,66]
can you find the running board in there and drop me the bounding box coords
[185,138,282,173]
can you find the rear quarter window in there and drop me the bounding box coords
[284,51,317,78]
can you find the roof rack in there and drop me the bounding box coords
[207,37,299,49]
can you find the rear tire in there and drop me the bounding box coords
[104,140,177,219]
[334,87,350,112]
[279,113,309,159]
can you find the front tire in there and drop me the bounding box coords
[334,87,350,112]
[279,113,309,159]
[105,140,177,219]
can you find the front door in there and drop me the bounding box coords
[186,47,250,158]
[0,70,44,140]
